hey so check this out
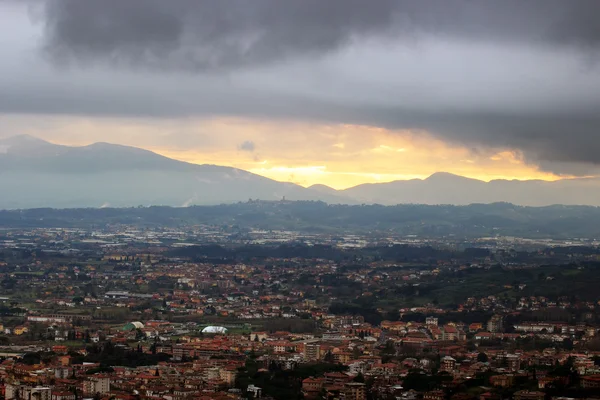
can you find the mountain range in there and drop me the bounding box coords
[2,134,600,209]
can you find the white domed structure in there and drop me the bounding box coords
[123,321,145,331]
[202,326,228,334]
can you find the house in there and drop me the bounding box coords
[51,391,76,400]
[513,390,545,400]
[474,332,493,341]
[247,384,261,398]
[302,377,324,398]
[423,390,445,400]
[250,332,268,342]
[479,392,500,400]
[13,326,29,336]
[490,374,514,388]
[324,371,352,386]
[58,355,72,366]
[581,374,600,389]
[52,345,69,354]
[441,356,456,372]
[443,325,458,341]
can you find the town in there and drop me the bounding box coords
[0,225,600,400]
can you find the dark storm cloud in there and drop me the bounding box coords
[41,0,600,71]
[238,140,255,152]
[42,0,399,70]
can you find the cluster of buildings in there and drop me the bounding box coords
[1,227,600,399]
[0,313,600,399]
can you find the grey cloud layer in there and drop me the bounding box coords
[42,0,600,70]
[43,0,398,70]
[3,0,600,175]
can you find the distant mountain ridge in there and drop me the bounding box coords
[341,172,600,206]
[0,135,349,208]
[2,135,600,208]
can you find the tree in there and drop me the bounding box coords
[385,309,401,321]
[402,371,433,391]
[562,338,574,351]
[324,351,335,363]
[135,328,146,341]
[380,341,396,363]
[477,352,489,363]
[70,386,79,400]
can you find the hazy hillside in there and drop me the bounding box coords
[0,135,347,208]
[342,172,600,206]
[3,135,600,208]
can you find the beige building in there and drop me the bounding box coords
[83,376,111,395]
[344,382,366,400]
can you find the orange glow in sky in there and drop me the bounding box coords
[2,115,567,190]
[150,121,565,189]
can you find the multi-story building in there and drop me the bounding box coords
[423,390,445,400]
[6,385,51,400]
[344,382,366,400]
[513,390,545,400]
[304,343,321,361]
[505,354,521,371]
[581,375,600,389]
[441,356,456,372]
[302,377,324,398]
[219,366,238,386]
[83,376,110,395]
[487,315,504,333]
[51,391,76,400]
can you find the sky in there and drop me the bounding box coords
[1,0,600,189]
